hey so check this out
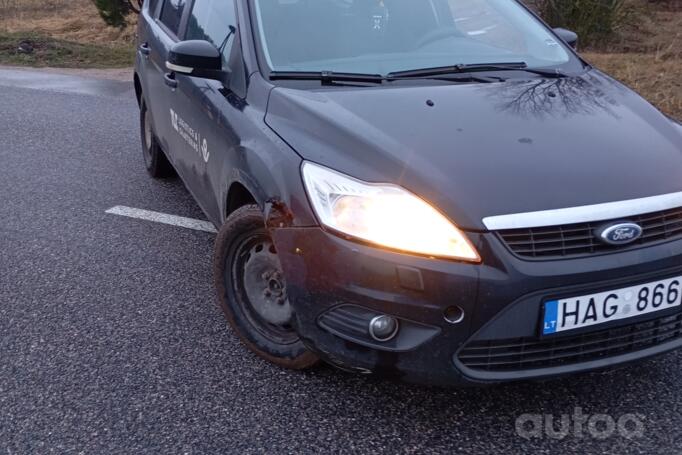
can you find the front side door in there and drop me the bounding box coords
[169,0,242,222]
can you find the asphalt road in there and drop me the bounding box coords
[1,67,681,454]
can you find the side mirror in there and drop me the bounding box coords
[166,40,230,84]
[553,28,579,49]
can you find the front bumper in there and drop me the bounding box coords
[271,227,682,386]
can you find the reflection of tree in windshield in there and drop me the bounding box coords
[487,72,624,119]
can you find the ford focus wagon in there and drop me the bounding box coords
[134,0,682,385]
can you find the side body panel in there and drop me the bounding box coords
[137,0,317,228]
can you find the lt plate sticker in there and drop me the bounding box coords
[170,108,209,163]
[543,276,682,335]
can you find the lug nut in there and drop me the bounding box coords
[368,315,399,342]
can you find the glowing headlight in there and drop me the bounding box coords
[301,162,480,262]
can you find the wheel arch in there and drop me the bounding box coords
[219,163,315,229]
[225,181,258,219]
[134,72,143,108]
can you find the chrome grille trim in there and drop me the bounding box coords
[482,191,682,230]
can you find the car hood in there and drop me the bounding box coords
[265,70,682,231]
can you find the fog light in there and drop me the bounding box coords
[368,315,399,342]
[444,305,465,324]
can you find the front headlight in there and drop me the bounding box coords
[301,162,480,262]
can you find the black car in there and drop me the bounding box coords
[134,0,682,386]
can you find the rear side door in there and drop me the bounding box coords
[169,0,243,222]
[144,0,190,173]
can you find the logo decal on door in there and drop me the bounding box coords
[171,108,179,132]
[169,108,209,163]
[201,138,209,163]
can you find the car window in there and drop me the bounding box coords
[148,0,160,16]
[159,0,187,36]
[186,0,237,63]
[253,0,575,75]
[448,0,526,54]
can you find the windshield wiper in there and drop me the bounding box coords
[270,63,567,85]
[459,63,569,78]
[269,71,385,84]
[269,70,501,85]
[387,62,568,79]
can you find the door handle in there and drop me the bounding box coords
[138,43,151,56]
[164,73,178,89]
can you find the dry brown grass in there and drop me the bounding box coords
[603,7,682,55]
[0,0,135,67]
[0,0,135,45]
[582,5,682,120]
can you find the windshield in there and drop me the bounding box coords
[252,0,576,76]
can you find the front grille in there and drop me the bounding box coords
[498,207,682,259]
[458,312,682,372]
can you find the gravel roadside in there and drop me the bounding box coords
[0,64,133,82]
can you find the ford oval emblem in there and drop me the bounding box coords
[597,222,643,246]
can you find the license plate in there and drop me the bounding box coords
[542,276,682,336]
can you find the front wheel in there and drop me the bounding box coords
[213,205,319,369]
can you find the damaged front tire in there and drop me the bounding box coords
[213,204,318,369]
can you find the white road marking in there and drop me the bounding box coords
[106,206,217,233]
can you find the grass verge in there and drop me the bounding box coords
[0,32,134,68]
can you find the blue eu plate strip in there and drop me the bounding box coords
[543,300,559,335]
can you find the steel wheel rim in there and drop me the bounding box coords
[229,232,298,345]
